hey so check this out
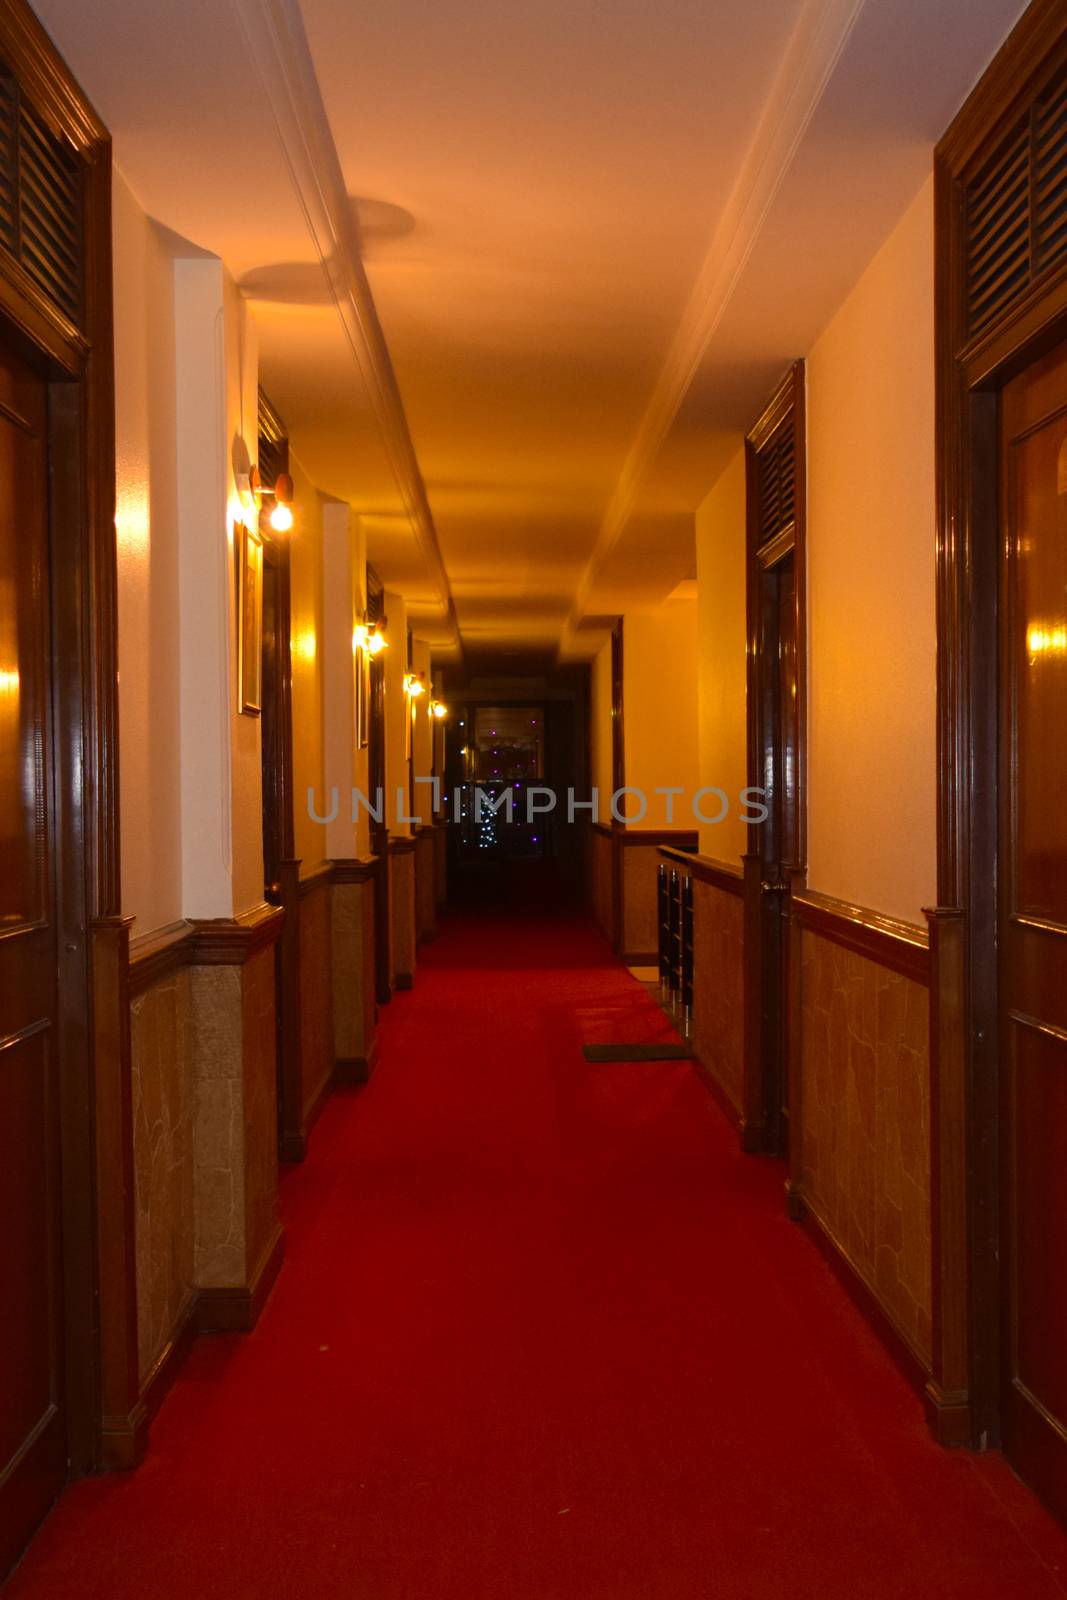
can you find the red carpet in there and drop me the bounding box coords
[7,910,1067,1598]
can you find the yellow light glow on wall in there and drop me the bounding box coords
[353,622,387,656]
[429,699,448,719]
[295,629,317,664]
[1027,623,1067,660]
[404,672,425,697]
[0,667,19,697]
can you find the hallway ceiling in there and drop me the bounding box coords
[35,0,1025,664]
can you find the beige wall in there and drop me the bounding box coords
[321,503,371,862]
[224,272,264,917]
[288,454,328,875]
[384,590,410,836]
[411,637,433,819]
[694,448,748,866]
[807,177,936,925]
[112,169,182,939]
[590,638,613,815]
[622,599,699,830]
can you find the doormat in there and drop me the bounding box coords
[582,1042,693,1062]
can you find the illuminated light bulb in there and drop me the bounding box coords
[404,673,425,696]
[430,700,448,719]
[270,501,293,533]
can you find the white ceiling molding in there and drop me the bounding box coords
[559,0,865,654]
[231,0,461,653]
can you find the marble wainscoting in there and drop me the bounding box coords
[127,904,286,1421]
[690,860,745,1126]
[415,823,437,946]
[791,891,933,1373]
[129,945,196,1393]
[589,823,615,947]
[433,818,448,912]
[331,858,378,1081]
[389,835,417,989]
[297,872,335,1132]
[190,907,286,1334]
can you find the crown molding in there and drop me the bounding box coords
[232,0,461,657]
[560,0,865,654]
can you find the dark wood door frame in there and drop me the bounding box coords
[933,0,1067,1449]
[0,0,130,1493]
[609,618,625,952]
[367,564,391,1005]
[256,392,303,1161]
[743,361,807,1157]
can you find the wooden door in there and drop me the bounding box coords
[999,334,1067,1521]
[757,549,798,1155]
[0,334,67,1570]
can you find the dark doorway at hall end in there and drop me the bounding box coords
[439,666,589,917]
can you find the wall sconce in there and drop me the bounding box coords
[404,672,426,697]
[235,465,295,533]
[354,619,387,656]
[268,473,294,533]
[429,699,448,719]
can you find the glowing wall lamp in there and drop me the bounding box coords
[404,672,426,697]
[268,473,295,533]
[354,619,387,656]
[235,465,295,532]
[429,698,448,719]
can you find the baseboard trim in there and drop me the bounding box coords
[334,1054,370,1085]
[99,1402,149,1471]
[302,1063,335,1140]
[691,1054,742,1132]
[923,1379,973,1447]
[198,1225,285,1335]
[394,971,413,991]
[788,1183,932,1403]
[139,1290,200,1424]
[279,1129,308,1163]
[621,948,658,967]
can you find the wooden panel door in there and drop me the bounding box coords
[999,334,1067,1522]
[0,337,66,1569]
[757,549,798,1156]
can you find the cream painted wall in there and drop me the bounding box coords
[174,256,262,919]
[807,176,936,925]
[384,590,411,836]
[694,447,748,866]
[411,638,433,821]
[288,454,328,875]
[590,639,613,815]
[224,273,264,917]
[112,169,182,939]
[322,503,371,862]
[622,600,699,830]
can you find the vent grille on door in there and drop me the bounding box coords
[965,65,1067,340]
[0,76,17,258]
[257,388,287,490]
[0,68,83,327]
[756,423,795,548]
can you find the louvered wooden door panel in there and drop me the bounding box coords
[0,329,66,1576]
[0,69,82,328]
[965,64,1067,342]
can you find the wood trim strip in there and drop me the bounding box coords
[659,848,744,897]
[618,829,698,849]
[296,862,333,897]
[127,923,195,998]
[188,902,285,965]
[792,888,930,985]
[330,857,377,884]
[387,835,416,856]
